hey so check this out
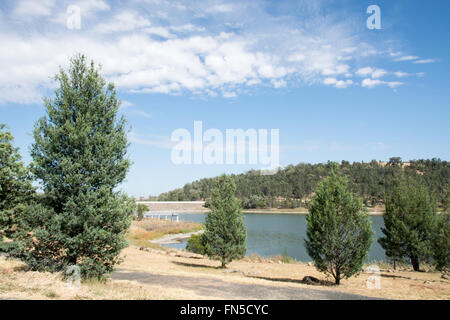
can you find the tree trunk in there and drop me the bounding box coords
[69,255,77,265]
[221,258,226,268]
[410,254,420,271]
[335,269,341,285]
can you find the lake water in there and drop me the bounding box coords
[164,213,386,263]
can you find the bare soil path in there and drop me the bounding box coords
[111,268,379,300]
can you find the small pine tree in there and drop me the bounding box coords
[21,54,133,279]
[203,175,247,268]
[379,174,437,271]
[0,124,34,243]
[305,166,373,285]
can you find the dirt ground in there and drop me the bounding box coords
[1,246,449,300]
[116,246,450,300]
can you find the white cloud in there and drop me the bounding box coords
[389,51,402,57]
[271,79,287,88]
[394,55,419,62]
[393,71,409,78]
[413,59,436,64]
[323,78,353,88]
[143,27,174,38]
[393,71,425,78]
[207,4,233,13]
[170,24,205,33]
[393,54,436,64]
[119,100,134,108]
[356,67,387,79]
[96,12,151,33]
[355,67,373,76]
[372,69,388,79]
[361,78,403,89]
[14,0,55,19]
[0,0,429,104]
[128,131,174,149]
[72,0,110,14]
[126,109,152,118]
[50,0,110,26]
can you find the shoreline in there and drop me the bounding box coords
[149,230,204,245]
[159,209,385,215]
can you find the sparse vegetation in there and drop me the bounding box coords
[281,249,295,264]
[127,219,203,248]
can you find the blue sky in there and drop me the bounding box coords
[0,0,449,197]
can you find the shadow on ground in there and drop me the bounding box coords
[171,261,222,270]
[111,268,380,300]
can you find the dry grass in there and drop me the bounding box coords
[118,246,450,300]
[1,244,449,300]
[0,254,220,300]
[126,218,203,248]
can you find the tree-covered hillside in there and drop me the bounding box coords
[157,158,450,211]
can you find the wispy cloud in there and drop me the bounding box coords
[361,78,403,89]
[119,100,134,108]
[128,131,174,149]
[356,67,387,79]
[125,109,152,118]
[394,55,419,62]
[394,55,436,64]
[13,0,55,19]
[323,77,353,88]
[96,11,151,33]
[413,59,436,64]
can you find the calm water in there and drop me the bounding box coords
[165,213,386,262]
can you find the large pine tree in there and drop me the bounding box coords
[305,165,373,285]
[203,175,247,268]
[24,54,133,278]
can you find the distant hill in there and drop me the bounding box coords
[157,158,450,211]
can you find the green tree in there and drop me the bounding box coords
[136,204,148,221]
[442,185,450,213]
[0,124,34,243]
[431,214,449,272]
[379,174,437,271]
[21,54,133,279]
[186,233,206,255]
[203,175,247,268]
[305,166,373,285]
